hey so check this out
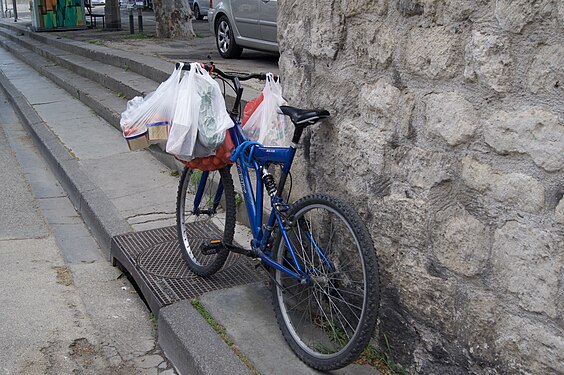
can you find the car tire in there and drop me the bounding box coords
[193,3,203,20]
[215,15,243,59]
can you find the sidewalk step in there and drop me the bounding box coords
[0,33,179,170]
[0,47,179,234]
[0,20,172,83]
[0,27,159,99]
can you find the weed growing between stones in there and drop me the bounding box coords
[355,334,407,375]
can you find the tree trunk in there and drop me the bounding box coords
[153,0,195,38]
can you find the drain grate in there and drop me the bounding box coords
[111,224,265,314]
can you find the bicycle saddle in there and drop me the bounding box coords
[279,106,330,127]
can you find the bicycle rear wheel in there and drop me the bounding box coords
[271,194,379,370]
[176,166,236,277]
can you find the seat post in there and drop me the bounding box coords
[291,127,304,145]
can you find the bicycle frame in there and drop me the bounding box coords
[191,117,319,283]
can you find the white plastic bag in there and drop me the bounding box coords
[120,62,184,143]
[166,63,233,160]
[196,69,233,150]
[243,73,288,146]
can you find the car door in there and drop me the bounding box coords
[259,0,277,43]
[230,0,261,40]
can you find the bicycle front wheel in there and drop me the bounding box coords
[271,194,380,370]
[176,167,236,277]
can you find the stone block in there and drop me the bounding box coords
[306,1,346,60]
[491,221,560,318]
[497,315,564,374]
[459,290,501,367]
[432,209,490,277]
[425,0,491,24]
[397,0,424,17]
[404,26,462,79]
[559,0,564,27]
[360,78,415,141]
[328,119,387,195]
[484,108,564,172]
[344,0,388,17]
[347,22,394,69]
[278,1,346,61]
[396,257,460,337]
[424,92,479,145]
[556,197,564,225]
[527,44,564,95]
[464,30,513,92]
[369,195,428,248]
[495,0,553,33]
[461,157,545,213]
[396,147,455,190]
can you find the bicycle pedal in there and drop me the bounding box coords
[201,239,224,255]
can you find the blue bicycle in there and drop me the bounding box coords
[175,63,380,370]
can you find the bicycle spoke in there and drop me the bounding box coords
[324,290,357,337]
[177,167,235,277]
[317,286,362,320]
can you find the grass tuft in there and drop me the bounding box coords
[355,334,408,375]
[190,299,262,375]
[123,32,153,40]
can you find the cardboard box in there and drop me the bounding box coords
[147,121,170,142]
[125,130,150,151]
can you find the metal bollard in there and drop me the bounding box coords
[137,7,143,33]
[128,8,134,34]
[11,0,17,21]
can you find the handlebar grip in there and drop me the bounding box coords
[176,62,214,71]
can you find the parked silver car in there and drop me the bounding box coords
[188,0,211,20]
[208,0,278,58]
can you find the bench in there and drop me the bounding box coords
[85,1,105,28]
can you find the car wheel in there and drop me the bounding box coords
[193,3,203,20]
[215,15,243,59]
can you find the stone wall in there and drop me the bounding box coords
[278,0,563,373]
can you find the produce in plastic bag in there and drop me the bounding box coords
[183,130,235,171]
[243,73,288,146]
[166,63,233,161]
[198,83,226,149]
[120,62,184,148]
[242,93,263,126]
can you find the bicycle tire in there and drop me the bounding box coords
[176,166,236,277]
[270,194,380,370]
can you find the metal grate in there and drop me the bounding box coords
[111,224,265,314]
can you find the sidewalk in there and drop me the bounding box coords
[0,17,381,375]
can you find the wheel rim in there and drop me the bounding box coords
[179,170,227,267]
[274,204,368,359]
[217,20,231,54]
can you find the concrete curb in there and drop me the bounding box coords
[158,301,251,375]
[0,69,130,258]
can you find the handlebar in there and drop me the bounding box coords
[175,62,274,82]
[175,61,274,116]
